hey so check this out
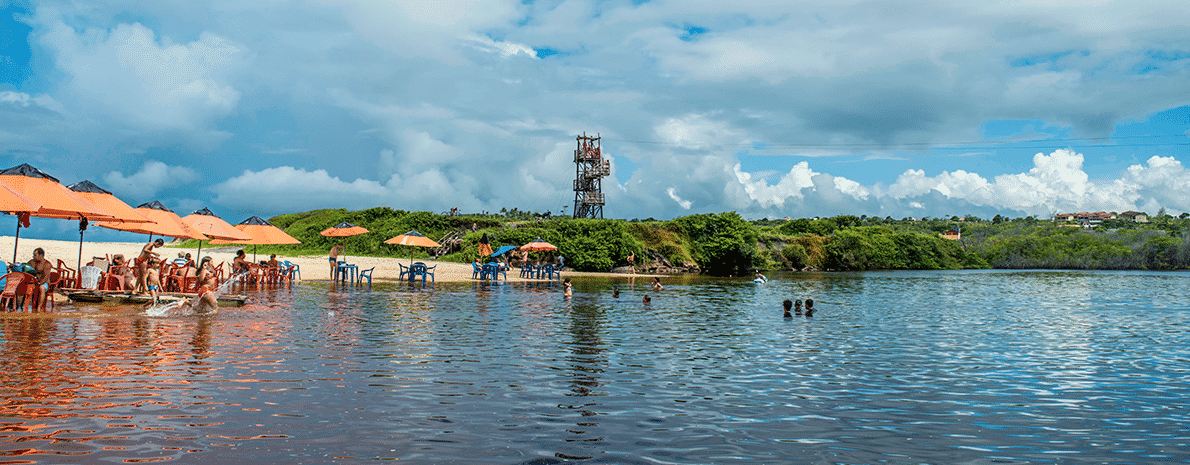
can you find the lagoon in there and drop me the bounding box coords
[1,270,1188,463]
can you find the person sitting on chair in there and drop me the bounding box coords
[27,247,53,310]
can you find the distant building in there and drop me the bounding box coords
[1054,213,1076,222]
[940,229,961,241]
[1119,211,1148,223]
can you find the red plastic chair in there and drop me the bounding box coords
[101,264,126,291]
[55,259,77,289]
[1,272,34,312]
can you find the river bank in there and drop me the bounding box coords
[0,236,663,283]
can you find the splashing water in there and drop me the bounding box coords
[143,272,244,317]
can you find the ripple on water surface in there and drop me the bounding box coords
[0,270,1188,463]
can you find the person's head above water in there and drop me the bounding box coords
[783,300,792,314]
[805,299,814,308]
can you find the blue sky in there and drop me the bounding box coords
[2,0,1190,241]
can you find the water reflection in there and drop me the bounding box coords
[0,271,1187,463]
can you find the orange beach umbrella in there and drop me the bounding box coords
[181,208,252,263]
[320,222,369,237]
[97,201,208,240]
[385,230,441,265]
[209,216,301,246]
[520,237,558,251]
[320,222,369,261]
[0,164,115,263]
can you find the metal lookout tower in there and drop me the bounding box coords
[573,132,609,219]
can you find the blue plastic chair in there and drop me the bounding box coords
[410,262,435,283]
[282,260,300,280]
[540,264,556,281]
[487,262,507,281]
[398,263,411,281]
[519,264,533,278]
[357,267,374,286]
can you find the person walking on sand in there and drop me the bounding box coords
[135,238,164,295]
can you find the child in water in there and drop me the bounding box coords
[563,278,573,297]
[783,299,793,317]
[145,258,161,305]
[794,299,803,315]
[651,277,663,291]
[804,299,815,316]
[612,287,620,298]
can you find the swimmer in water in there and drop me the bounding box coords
[612,287,620,298]
[642,295,651,303]
[804,298,815,316]
[189,275,219,316]
[563,278,573,297]
[794,299,803,315]
[651,277,663,291]
[783,299,792,317]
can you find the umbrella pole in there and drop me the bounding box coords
[78,227,85,284]
[196,240,203,267]
[12,220,21,265]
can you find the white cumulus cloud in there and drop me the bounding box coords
[103,160,199,200]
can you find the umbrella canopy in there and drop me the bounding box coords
[384,230,441,248]
[0,183,42,213]
[0,164,115,220]
[491,245,518,257]
[1,164,116,263]
[520,237,558,251]
[320,222,369,237]
[181,208,252,242]
[209,216,300,245]
[59,180,152,224]
[385,230,441,267]
[96,201,208,240]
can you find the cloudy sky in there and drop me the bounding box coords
[2,0,1189,241]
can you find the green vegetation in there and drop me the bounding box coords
[184,208,1190,275]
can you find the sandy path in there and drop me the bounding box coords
[0,236,655,283]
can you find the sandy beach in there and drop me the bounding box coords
[0,236,655,284]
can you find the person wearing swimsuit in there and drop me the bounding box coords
[135,239,164,295]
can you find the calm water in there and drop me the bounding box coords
[1,270,1188,464]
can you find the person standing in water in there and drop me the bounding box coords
[563,278,573,297]
[783,300,793,318]
[145,258,162,305]
[135,238,164,295]
[329,243,344,280]
[651,277,663,291]
[804,299,815,316]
